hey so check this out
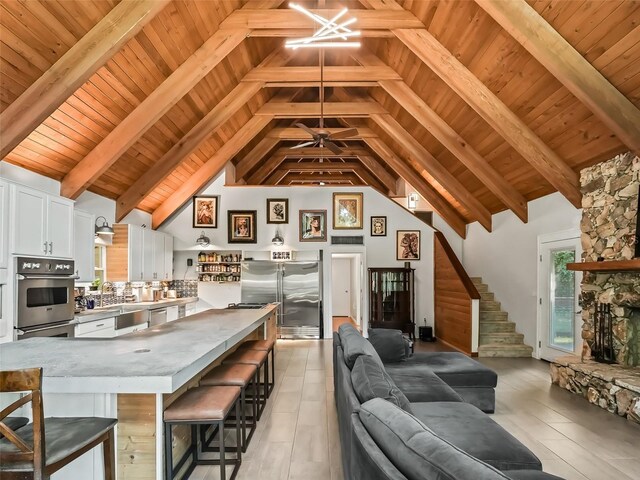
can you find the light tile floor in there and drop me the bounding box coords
[191,339,640,480]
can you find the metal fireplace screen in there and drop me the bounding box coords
[594,303,615,363]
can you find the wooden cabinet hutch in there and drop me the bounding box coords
[368,267,415,339]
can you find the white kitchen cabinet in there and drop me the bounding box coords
[114,322,148,336]
[10,184,74,258]
[164,234,173,281]
[153,231,165,280]
[128,225,144,282]
[73,210,95,282]
[167,305,179,322]
[75,317,116,338]
[0,180,8,268]
[142,228,155,281]
[185,302,197,317]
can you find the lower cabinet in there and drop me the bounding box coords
[167,306,179,322]
[75,318,116,338]
[185,302,197,317]
[114,322,149,336]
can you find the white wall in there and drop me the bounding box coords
[462,192,581,349]
[159,171,436,338]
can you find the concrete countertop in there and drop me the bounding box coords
[73,297,199,324]
[0,305,275,394]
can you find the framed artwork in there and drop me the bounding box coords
[370,216,387,237]
[333,192,363,229]
[299,210,327,242]
[193,195,218,228]
[228,210,257,243]
[396,230,420,260]
[266,198,289,224]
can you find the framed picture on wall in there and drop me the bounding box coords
[396,230,420,260]
[371,216,387,236]
[333,192,363,229]
[193,195,218,228]
[266,198,289,224]
[228,210,257,243]
[299,210,327,242]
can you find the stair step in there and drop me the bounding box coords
[480,322,516,333]
[480,300,501,311]
[470,277,483,284]
[480,311,509,322]
[479,291,494,301]
[479,332,524,345]
[474,284,489,293]
[478,343,533,358]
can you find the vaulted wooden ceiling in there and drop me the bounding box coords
[1,0,639,238]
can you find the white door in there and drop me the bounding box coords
[331,258,351,317]
[0,180,9,268]
[142,228,155,280]
[153,231,165,280]
[11,184,47,256]
[164,234,173,280]
[538,232,582,361]
[73,210,95,281]
[128,225,144,281]
[48,196,74,258]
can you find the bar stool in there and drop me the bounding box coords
[200,363,259,452]
[238,338,276,398]
[0,368,117,480]
[164,385,242,480]
[222,349,269,420]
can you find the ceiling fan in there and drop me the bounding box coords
[290,52,357,155]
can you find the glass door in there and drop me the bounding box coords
[539,234,582,361]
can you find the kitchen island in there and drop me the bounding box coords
[0,305,277,480]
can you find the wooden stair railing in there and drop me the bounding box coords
[433,231,481,355]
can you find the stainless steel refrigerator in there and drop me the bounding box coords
[241,260,322,338]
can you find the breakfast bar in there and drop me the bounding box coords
[0,305,277,480]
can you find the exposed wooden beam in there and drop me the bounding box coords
[352,50,528,222]
[267,127,376,139]
[242,66,401,83]
[234,137,281,181]
[393,28,581,208]
[0,0,170,158]
[272,147,370,157]
[357,0,404,10]
[60,28,249,199]
[115,50,292,221]
[363,136,467,238]
[264,81,379,88]
[357,154,397,195]
[152,115,273,228]
[255,102,386,118]
[263,168,289,186]
[279,173,364,185]
[248,28,394,38]
[476,0,640,154]
[371,113,492,231]
[246,153,289,185]
[279,160,366,171]
[221,9,423,30]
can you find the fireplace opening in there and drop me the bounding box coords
[593,302,615,364]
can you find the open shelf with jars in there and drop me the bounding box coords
[197,251,242,283]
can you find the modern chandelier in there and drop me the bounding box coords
[285,3,361,49]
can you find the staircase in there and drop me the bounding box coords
[472,277,533,358]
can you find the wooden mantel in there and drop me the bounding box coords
[567,259,640,273]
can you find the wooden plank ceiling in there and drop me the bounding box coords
[1,0,639,237]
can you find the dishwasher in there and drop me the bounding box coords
[149,308,167,327]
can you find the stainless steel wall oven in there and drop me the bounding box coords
[15,256,76,340]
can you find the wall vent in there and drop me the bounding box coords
[331,236,364,245]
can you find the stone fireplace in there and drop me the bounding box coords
[579,152,640,367]
[550,152,640,424]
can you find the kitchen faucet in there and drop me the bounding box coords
[100,281,114,308]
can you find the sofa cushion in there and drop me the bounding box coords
[340,328,384,370]
[384,363,464,404]
[394,352,497,388]
[368,328,407,363]
[359,398,514,480]
[506,471,565,480]
[351,355,412,413]
[410,402,542,471]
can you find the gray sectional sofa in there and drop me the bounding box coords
[334,325,564,480]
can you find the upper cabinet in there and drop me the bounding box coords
[0,180,9,268]
[73,210,95,282]
[107,224,172,282]
[10,184,73,258]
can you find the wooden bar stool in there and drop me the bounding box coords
[0,368,117,480]
[164,385,242,480]
[238,338,276,398]
[200,364,259,453]
[222,349,269,420]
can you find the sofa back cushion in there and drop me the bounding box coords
[359,398,512,480]
[351,355,412,413]
[339,326,384,369]
[368,328,408,363]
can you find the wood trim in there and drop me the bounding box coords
[566,260,640,273]
[152,115,273,228]
[393,28,582,208]
[371,113,492,231]
[475,0,640,154]
[266,127,376,139]
[241,66,401,82]
[60,28,249,199]
[255,102,386,117]
[434,232,480,300]
[0,0,170,158]
[246,153,288,184]
[234,137,281,181]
